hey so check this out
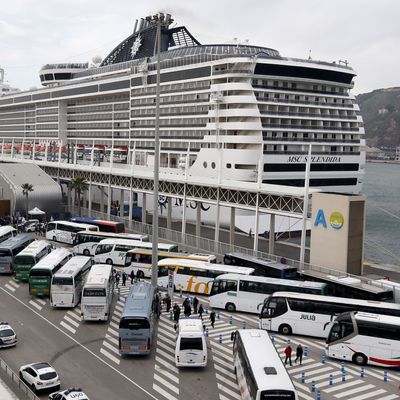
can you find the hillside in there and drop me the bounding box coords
[357,87,400,147]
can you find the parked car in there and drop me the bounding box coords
[0,322,17,348]
[24,220,40,232]
[19,362,60,393]
[49,388,89,400]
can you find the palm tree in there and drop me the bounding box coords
[70,176,88,216]
[21,183,34,216]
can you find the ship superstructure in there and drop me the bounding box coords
[0,14,365,194]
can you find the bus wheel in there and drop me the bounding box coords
[83,249,90,256]
[137,270,144,279]
[225,303,236,312]
[352,353,367,366]
[279,324,292,335]
[106,259,113,265]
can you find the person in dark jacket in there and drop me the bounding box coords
[295,344,303,365]
[130,270,135,284]
[210,310,216,328]
[198,303,204,320]
[193,296,199,314]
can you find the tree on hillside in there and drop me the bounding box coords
[21,183,34,216]
[70,176,88,216]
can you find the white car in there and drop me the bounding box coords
[49,388,89,400]
[19,362,60,393]
[0,322,17,348]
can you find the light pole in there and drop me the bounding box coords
[151,13,164,289]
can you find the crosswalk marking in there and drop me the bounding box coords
[60,320,76,334]
[63,315,80,328]
[4,284,15,292]
[324,379,364,393]
[216,382,241,399]
[100,348,120,365]
[349,389,387,400]
[29,300,42,310]
[153,374,179,395]
[105,334,118,346]
[67,310,81,321]
[155,356,179,374]
[102,340,120,355]
[36,298,46,305]
[334,384,375,398]
[155,365,179,384]
[9,280,19,288]
[152,384,178,400]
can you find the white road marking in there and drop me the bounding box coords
[152,383,178,400]
[109,321,119,330]
[4,284,15,292]
[105,334,119,346]
[36,298,46,305]
[107,327,119,337]
[348,389,387,400]
[334,384,376,398]
[9,280,19,288]
[156,347,175,363]
[153,374,179,394]
[324,379,364,393]
[216,382,241,399]
[102,340,120,355]
[60,321,76,334]
[67,310,82,321]
[29,300,42,310]
[63,315,80,328]
[100,348,120,365]
[215,373,239,390]
[155,365,179,384]
[214,363,236,380]
[155,356,179,374]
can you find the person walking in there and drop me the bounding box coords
[210,310,216,328]
[122,272,127,286]
[173,304,180,324]
[295,344,303,365]
[130,270,135,284]
[193,296,199,314]
[284,344,293,366]
[165,294,172,313]
[184,302,191,318]
[115,272,120,288]
[198,303,204,320]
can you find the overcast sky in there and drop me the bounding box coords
[1,0,398,94]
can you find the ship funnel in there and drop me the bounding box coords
[165,14,171,25]
[138,18,144,31]
[133,19,138,33]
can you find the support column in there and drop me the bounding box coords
[181,186,187,244]
[119,189,124,217]
[214,190,220,248]
[67,184,71,211]
[269,213,275,254]
[99,186,105,214]
[142,193,147,224]
[230,207,236,247]
[107,185,112,218]
[128,188,133,229]
[167,197,172,230]
[88,183,92,216]
[82,189,87,213]
[196,202,201,248]
[253,194,260,252]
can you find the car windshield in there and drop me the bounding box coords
[0,329,14,337]
[39,372,57,380]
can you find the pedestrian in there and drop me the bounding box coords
[295,344,303,365]
[184,303,191,318]
[122,272,127,286]
[173,303,180,323]
[130,269,135,284]
[198,303,204,320]
[165,294,172,313]
[115,272,120,288]
[284,344,293,366]
[210,310,216,328]
[193,296,199,314]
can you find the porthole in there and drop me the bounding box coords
[211,162,216,169]
[203,161,207,168]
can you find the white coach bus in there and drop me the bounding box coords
[93,238,177,266]
[50,256,92,308]
[259,292,400,338]
[232,329,298,400]
[326,311,400,368]
[81,264,114,321]
[46,221,98,244]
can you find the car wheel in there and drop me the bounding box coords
[279,324,292,335]
[137,270,144,279]
[352,352,367,366]
[31,383,37,394]
[106,258,113,265]
[225,303,236,312]
[83,249,90,256]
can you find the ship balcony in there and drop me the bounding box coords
[207,121,262,131]
[259,110,358,120]
[263,150,360,155]
[262,137,361,143]
[208,108,261,118]
[262,124,360,132]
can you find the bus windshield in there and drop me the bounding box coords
[119,318,150,330]
[30,269,52,278]
[83,288,106,297]
[52,277,73,285]
[15,255,35,265]
[0,249,12,257]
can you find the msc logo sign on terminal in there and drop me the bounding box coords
[314,209,344,230]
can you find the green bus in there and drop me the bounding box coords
[14,240,52,281]
[29,248,72,296]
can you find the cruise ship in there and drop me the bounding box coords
[0,67,20,97]
[0,14,365,232]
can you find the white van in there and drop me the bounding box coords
[175,318,207,368]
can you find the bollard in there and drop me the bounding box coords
[217,311,220,320]
[341,361,345,372]
[304,346,308,357]
[205,306,209,314]
[242,320,247,329]
[360,367,365,378]
[205,328,209,337]
[384,370,388,382]
[317,389,321,400]
[322,353,326,364]
[169,310,173,320]
[179,289,182,298]
[301,372,305,384]
[117,287,120,301]
[219,334,223,343]
[287,338,291,345]
[329,374,333,386]
[271,333,275,343]
[342,371,346,383]
[229,316,233,325]
[311,381,315,393]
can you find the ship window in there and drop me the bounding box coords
[211,162,216,169]
[203,162,207,168]
[226,163,231,168]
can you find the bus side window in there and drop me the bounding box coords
[268,297,288,317]
[47,222,56,231]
